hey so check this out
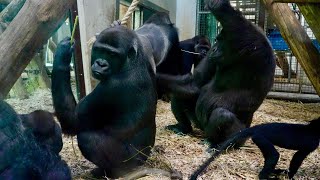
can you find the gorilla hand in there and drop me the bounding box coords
[54,37,74,69]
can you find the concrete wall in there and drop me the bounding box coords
[175,0,197,40]
[147,0,177,23]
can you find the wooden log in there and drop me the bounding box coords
[0,0,11,5]
[0,0,76,98]
[262,0,320,95]
[298,4,320,42]
[0,0,25,24]
[273,0,320,3]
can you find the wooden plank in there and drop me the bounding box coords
[262,0,320,95]
[298,3,320,42]
[0,0,76,98]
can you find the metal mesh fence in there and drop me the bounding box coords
[196,0,319,95]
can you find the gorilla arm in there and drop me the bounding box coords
[51,38,78,135]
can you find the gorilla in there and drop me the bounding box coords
[0,100,70,179]
[51,12,180,178]
[19,110,63,154]
[157,0,275,146]
[180,35,211,74]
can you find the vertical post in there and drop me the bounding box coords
[70,2,86,99]
[257,0,265,29]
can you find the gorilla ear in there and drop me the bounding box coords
[128,39,138,59]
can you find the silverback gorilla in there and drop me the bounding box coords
[180,35,211,74]
[0,100,70,179]
[52,12,179,178]
[157,0,275,146]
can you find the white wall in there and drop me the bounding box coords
[175,0,197,40]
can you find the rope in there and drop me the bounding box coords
[181,49,200,55]
[120,0,140,25]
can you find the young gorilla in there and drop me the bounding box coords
[180,35,211,74]
[190,117,320,180]
[157,0,275,145]
[19,110,63,154]
[52,14,182,178]
[0,100,70,179]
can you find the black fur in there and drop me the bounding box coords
[190,117,320,180]
[0,100,70,179]
[157,0,275,145]
[51,12,178,178]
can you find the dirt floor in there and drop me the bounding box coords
[6,88,320,180]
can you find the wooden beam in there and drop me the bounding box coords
[273,0,320,3]
[0,0,76,98]
[262,0,320,95]
[0,0,25,24]
[298,3,320,42]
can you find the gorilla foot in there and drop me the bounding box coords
[166,124,192,135]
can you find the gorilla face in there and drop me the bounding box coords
[194,37,211,62]
[91,27,137,80]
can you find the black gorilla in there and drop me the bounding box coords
[191,117,320,180]
[0,100,70,179]
[157,0,275,145]
[51,13,180,178]
[19,110,63,154]
[180,35,211,74]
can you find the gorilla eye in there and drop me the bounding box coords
[109,51,117,57]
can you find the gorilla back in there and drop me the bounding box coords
[156,0,275,146]
[52,23,157,177]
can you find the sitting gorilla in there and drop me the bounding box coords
[51,13,180,178]
[0,100,70,179]
[180,35,211,74]
[157,0,275,146]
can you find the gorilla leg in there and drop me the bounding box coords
[288,149,315,179]
[252,135,280,179]
[77,131,143,177]
[204,108,245,146]
[167,96,198,134]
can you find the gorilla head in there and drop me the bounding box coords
[91,26,140,80]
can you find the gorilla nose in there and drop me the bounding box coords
[95,59,109,68]
[91,59,110,79]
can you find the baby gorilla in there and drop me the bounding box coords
[191,117,320,180]
[19,110,63,154]
[0,100,70,179]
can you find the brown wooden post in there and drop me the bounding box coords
[0,0,76,98]
[70,2,86,99]
[262,0,320,95]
